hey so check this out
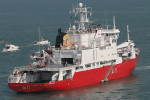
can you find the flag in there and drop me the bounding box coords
[89,13,92,16]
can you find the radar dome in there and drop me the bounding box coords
[79,3,83,8]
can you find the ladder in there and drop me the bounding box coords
[101,61,114,82]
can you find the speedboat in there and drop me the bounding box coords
[31,43,52,60]
[3,43,19,52]
[37,26,50,45]
[37,38,50,45]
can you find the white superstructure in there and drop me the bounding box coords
[49,3,137,68]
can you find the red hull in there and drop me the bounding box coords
[8,54,139,93]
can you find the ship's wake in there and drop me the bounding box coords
[135,66,150,70]
[20,43,38,48]
[1,43,38,52]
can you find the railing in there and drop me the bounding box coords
[8,73,21,83]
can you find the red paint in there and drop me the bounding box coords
[8,54,139,93]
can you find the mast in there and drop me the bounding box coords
[38,26,41,41]
[127,25,130,41]
[69,3,92,30]
[38,26,41,52]
[104,11,111,29]
[127,25,130,54]
[113,16,116,29]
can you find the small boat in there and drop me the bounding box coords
[0,40,4,43]
[37,26,50,45]
[35,49,53,61]
[30,43,52,60]
[37,38,49,45]
[3,43,19,52]
[35,50,48,61]
[30,50,48,61]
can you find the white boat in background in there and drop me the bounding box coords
[3,43,19,52]
[37,38,49,45]
[37,26,50,45]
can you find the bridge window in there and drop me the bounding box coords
[96,62,99,66]
[85,64,91,68]
[92,63,95,67]
[76,66,83,70]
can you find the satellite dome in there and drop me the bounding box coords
[79,3,83,8]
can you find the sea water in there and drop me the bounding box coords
[0,0,150,99]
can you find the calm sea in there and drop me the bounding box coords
[0,0,150,99]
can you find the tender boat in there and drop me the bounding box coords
[37,38,50,45]
[3,43,19,52]
[30,43,52,60]
[30,51,40,60]
[8,3,140,93]
[37,26,50,45]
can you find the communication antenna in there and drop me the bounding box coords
[113,16,116,29]
[127,25,130,41]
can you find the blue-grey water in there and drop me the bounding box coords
[0,0,149,99]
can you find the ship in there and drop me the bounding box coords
[3,43,19,52]
[8,3,140,93]
[37,26,50,45]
